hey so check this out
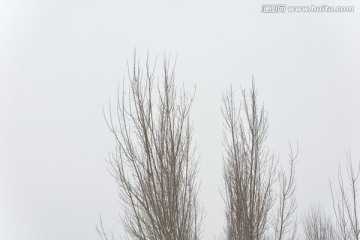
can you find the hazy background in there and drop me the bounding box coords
[1,1,360,239]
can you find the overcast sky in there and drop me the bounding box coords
[1,1,360,239]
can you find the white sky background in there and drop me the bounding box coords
[1,0,360,239]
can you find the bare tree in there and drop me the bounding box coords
[97,216,118,240]
[222,82,298,240]
[331,153,360,240]
[303,206,335,240]
[104,52,202,240]
[273,144,298,240]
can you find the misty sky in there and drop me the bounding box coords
[1,1,360,239]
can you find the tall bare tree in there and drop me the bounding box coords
[303,205,335,240]
[103,53,202,240]
[222,82,298,240]
[273,144,298,240]
[331,153,360,240]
